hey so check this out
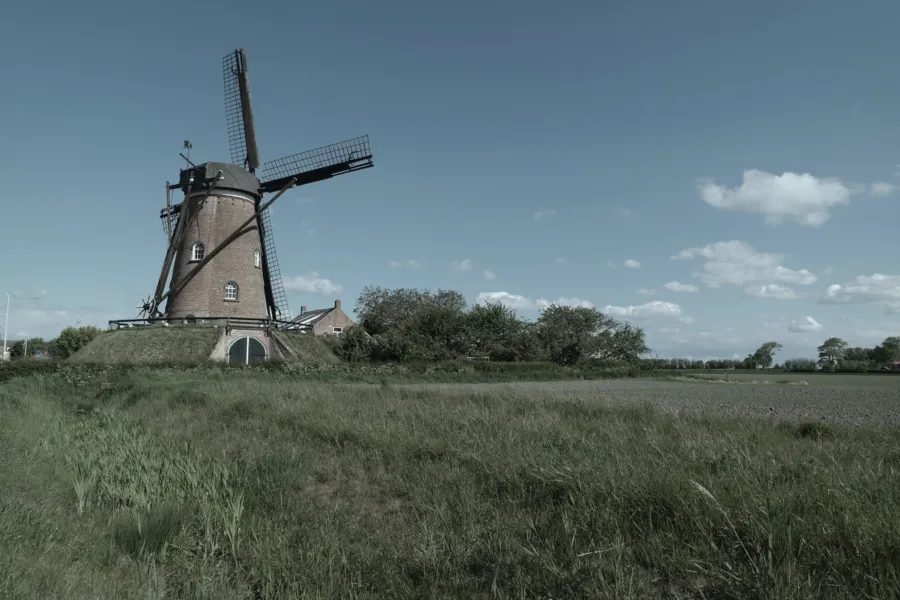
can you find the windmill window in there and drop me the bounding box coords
[224,281,239,301]
[191,242,205,262]
[253,249,261,268]
[332,327,343,335]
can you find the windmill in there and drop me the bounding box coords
[140,48,373,323]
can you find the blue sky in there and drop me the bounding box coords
[3,0,900,358]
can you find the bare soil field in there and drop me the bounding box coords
[388,377,900,428]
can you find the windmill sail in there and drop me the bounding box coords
[260,136,373,193]
[257,207,292,321]
[223,49,261,171]
[160,204,181,238]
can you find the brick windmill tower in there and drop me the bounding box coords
[140,49,373,325]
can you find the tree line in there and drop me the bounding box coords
[800,336,900,372]
[3,326,102,360]
[643,337,900,372]
[4,290,898,374]
[327,286,650,365]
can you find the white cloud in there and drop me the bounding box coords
[282,273,343,296]
[475,292,533,310]
[672,240,815,300]
[820,273,900,314]
[451,258,473,272]
[618,208,635,217]
[870,182,896,197]
[555,257,567,264]
[6,307,116,340]
[475,292,594,311]
[744,283,801,300]
[697,169,852,227]
[11,288,48,300]
[663,281,699,293]
[623,259,641,269]
[533,209,557,221]
[389,259,422,269]
[603,300,691,323]
[787,316,823,333]
[637,288,657,295]
[607,261,618,269]
[536,297,595,310]
[483,270,497,280]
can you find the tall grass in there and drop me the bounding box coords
[1,370,898,598]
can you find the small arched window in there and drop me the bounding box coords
[224,281,239,301]
[191,242,205,261]
[253,249,261,268]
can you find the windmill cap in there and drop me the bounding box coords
[178,162,261,197]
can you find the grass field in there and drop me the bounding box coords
[1,369,899,599]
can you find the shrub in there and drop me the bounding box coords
[55,326,104,359]
[324,326,374,362]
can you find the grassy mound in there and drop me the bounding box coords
[69,325,222,364]
[272,330,340,364]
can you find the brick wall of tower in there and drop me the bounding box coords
[166,192,268,319]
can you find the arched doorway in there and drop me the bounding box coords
[228,336,267,365]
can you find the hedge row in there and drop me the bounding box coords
[0,358,658,387]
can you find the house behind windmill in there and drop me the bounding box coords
[291,300,357,336]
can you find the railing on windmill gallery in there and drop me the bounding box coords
[107,316,312,334]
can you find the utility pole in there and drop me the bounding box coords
[0,291,8,362]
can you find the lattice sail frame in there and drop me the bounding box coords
[261,135,373,189]
[257,208,291,320]
[223,51,249,168]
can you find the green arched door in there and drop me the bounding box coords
[228,337,267,365]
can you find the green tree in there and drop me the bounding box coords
[741,353,758,369]
[534,305,648,366]
[464,303,542,361]
[8,340,24,359]
[55,326,103,359]
[872,336,900,366]
[844,347,873,362]
[592,321,650,362]
[817,337,848,365]
[751,341,783,369]
[783,358,817,372]
[355,286,466,336]
[47,337,60,359]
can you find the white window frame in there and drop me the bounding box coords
[191,242,205,262]
[224,281,239,301]
[332,326,343,335]
[253,249,261,268]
